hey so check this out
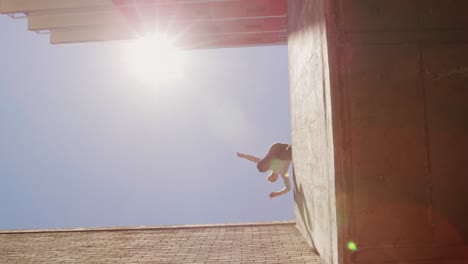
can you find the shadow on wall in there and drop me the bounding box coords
[288,0,332,260]
[292,164,319,255]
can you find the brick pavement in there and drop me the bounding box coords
[0,222,324,264]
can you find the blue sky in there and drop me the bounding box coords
[0,16,292,230]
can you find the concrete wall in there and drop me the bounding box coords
[335,1,468,263]
[289,0,468,263]
[288,1,338,264]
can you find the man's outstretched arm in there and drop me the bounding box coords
[269,173,291,199]
[237,152,261,164]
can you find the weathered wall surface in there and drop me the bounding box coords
[0,223,323,264]
[289,0,468,263]
[333,1,468,263]
[288,1,338,264]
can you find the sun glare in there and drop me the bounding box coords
[125,33,185,84]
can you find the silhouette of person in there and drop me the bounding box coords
[237,143,292,199]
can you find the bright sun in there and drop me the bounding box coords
[125,33,185,84]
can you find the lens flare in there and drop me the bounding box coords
[347,241,358,251]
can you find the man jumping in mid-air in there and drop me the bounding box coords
[237,143,292,199]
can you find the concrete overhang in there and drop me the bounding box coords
[0,0,287,48]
